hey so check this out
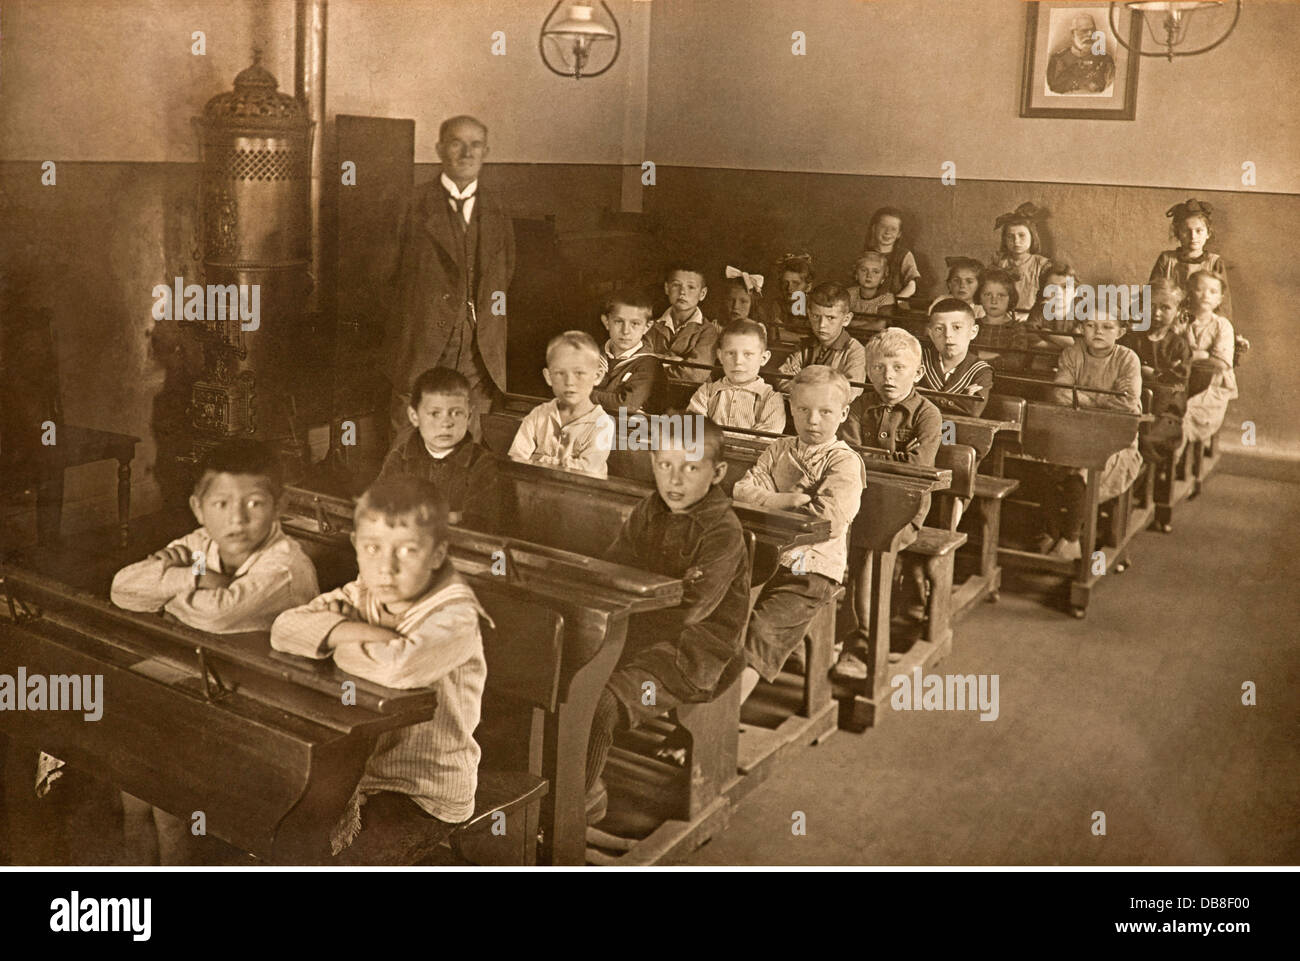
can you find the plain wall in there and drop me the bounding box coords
[0,0,641,164]
[644,0,1300,192]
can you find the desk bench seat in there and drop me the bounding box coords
[974,476,1020,501]
[439,771,549,866]
[353,772,549,866]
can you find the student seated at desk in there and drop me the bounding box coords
[1150,198,1232,319]
[1037,312,1143,561]
[508,330,616,479]
[1181,271,1238,450]
[592,287,668,416]
[990,202,1052,316]
[271,476,489,864]
[1025,262,1080,349]
[972,266,1029,372]
[929,256,985,319]
[584,418,751,824]
[107,438,320,864]
[920,299,994,418]
[1121,278,1191,463]
[835,328,943,676]
[687,319,787,434]
[378,366,500,530]
[847,250,895,339]
[755,252,815,347]
[647,261,720,385]
[778,283,868,403]
[722,266,764,324]
[862,206,920,300]
[732,366,866,705]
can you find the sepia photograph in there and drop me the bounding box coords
[0,0,1294,926]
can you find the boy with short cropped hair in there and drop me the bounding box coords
[111,438,320,631]
[584,417,751,824]
[508,330,616,478]
[378,366,500,531]
[593,287,668,415]
[733,366,866,705]
[648,262,720,384]
[836,329,943,677]
[756,252,816,347]
[108,438,320,864]
[920,299,994,417]
[778,283,867,402]
[687,319,786,433]
[271,475,489,863]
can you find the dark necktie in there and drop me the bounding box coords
[448,189,475,219]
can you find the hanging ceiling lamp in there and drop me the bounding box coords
[539,2,620,79]
[1110,1,1242,61]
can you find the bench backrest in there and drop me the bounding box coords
[482,412,521,457]
[472,580,566,776]
[474,580,565,713]
[983,394,1027,426]
[935,442,976,501]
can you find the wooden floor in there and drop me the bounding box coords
[679,473,1300,865]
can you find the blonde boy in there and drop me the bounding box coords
[733,366,866,704]
[508,330,616,478]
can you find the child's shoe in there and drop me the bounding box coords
[831,647,869,682]
[1049,538,1082,561]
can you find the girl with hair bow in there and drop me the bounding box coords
[723,265,765,323]
[1150,198,1233,319]
[991,201,1052,316]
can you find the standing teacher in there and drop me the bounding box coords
[387,115,516,442]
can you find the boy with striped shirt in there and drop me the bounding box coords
[919,298,994,418]
[271,476,488,863]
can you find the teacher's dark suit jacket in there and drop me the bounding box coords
[385,178,516,398]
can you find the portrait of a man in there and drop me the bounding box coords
[1046,11,1116,95]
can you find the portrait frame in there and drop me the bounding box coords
[1020,2,1141,120]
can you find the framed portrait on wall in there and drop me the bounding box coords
[1020,2,1141,120]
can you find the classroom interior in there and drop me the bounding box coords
[1,0,1296,867]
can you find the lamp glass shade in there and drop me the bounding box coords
[1126,1,1221,12]
[544,4,616,41]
